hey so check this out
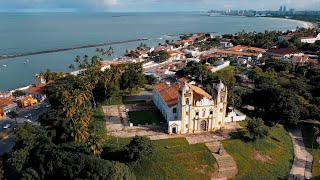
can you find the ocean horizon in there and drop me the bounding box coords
[0,12,307,91]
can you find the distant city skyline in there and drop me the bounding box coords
[0,0,320,12]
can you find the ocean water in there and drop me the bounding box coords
[0,12,305,91]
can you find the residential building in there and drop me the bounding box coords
[215,50,263,60]
[24,83,47,102]
[220,41,234,49]
[17,95,37,108]
[207,61,230,72]
[100,61,124,71]
[278,33,320,44]
[0,98,18,118]
[228,45,266,54]
[0,91,12,98]
[152,81,245,134]
[266,48,303,58]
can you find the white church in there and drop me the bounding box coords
[153,80,245,134]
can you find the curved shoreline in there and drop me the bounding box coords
[262,17,318,29]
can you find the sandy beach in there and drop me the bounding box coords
[263,17,318,29]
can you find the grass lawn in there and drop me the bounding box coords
[222,120,294,180]
[214,65,245,74]
[128,110,165,125]
[301,126,320,180]
[101,96,146,106]
[91,106,108,140]
[102,137,216,180]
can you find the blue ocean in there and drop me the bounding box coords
[0,12,305,91]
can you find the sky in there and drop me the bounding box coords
[0,0,319,12]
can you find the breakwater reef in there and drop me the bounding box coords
[0,38,148,60]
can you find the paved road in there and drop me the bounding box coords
[0,101,48,132]
[0,136,15,155]
[0,101,49,155]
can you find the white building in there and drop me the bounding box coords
[278,33,320,44]
[208,61,230,72]
[153,81,245,134]
[220,41,234,49]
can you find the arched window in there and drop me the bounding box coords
[202,109,206,117]
[173,108,177,113]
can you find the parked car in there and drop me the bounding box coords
[24,113,32,119]
[25,119,32,123]
[3,124,10,129]
[34,107,39,110]
[45,104,51,108]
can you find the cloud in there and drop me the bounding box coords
[0,0,319,12]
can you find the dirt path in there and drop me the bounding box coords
[288,128,313,180]
[206,141,238,180]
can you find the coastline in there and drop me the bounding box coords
[262,17,318,30]
[0,15,314,92]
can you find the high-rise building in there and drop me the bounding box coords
[279,6,283,12]
[289,8,295,15]
[283,6,287,12]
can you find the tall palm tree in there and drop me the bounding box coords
[101,70,112,95]
[85,134,103,157]
[7,110,18,126]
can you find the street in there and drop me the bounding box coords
[0,101,49,155]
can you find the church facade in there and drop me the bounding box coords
[153,80,237,134]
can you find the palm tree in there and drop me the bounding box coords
[71,121,89,142]
[101,70,112,95]
[7,110,18,126]
[69,64,75,71]
[312,126,320,149]
[85,134,103,157]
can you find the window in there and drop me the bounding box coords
[173,108,177,113]
[195,111,199,116]
[220,108,223,112]
[185,98,189,105]
[210,110,213,115]
[202,110,206,117]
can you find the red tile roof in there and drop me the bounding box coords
[153,82,212,107]
[153,83,181,107]
[267,48,302,55]
[25,83,46,94]
[0,98,15,108]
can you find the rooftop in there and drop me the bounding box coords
[0,98,15,108]
[153,82,212,107]
[267,48,302,55]
[215,50,260,57]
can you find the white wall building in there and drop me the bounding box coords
[153,81,245,134]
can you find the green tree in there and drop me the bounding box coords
[124,136,155,163]
[85,134,103,157]
[7,110,19,126]
[12,123,50,174]
[12,90,25,98]
[0,158,4,180]
[38,109,72,143]
[145,74,158,85]
[312,126,320,149]
[247,118,269,140]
